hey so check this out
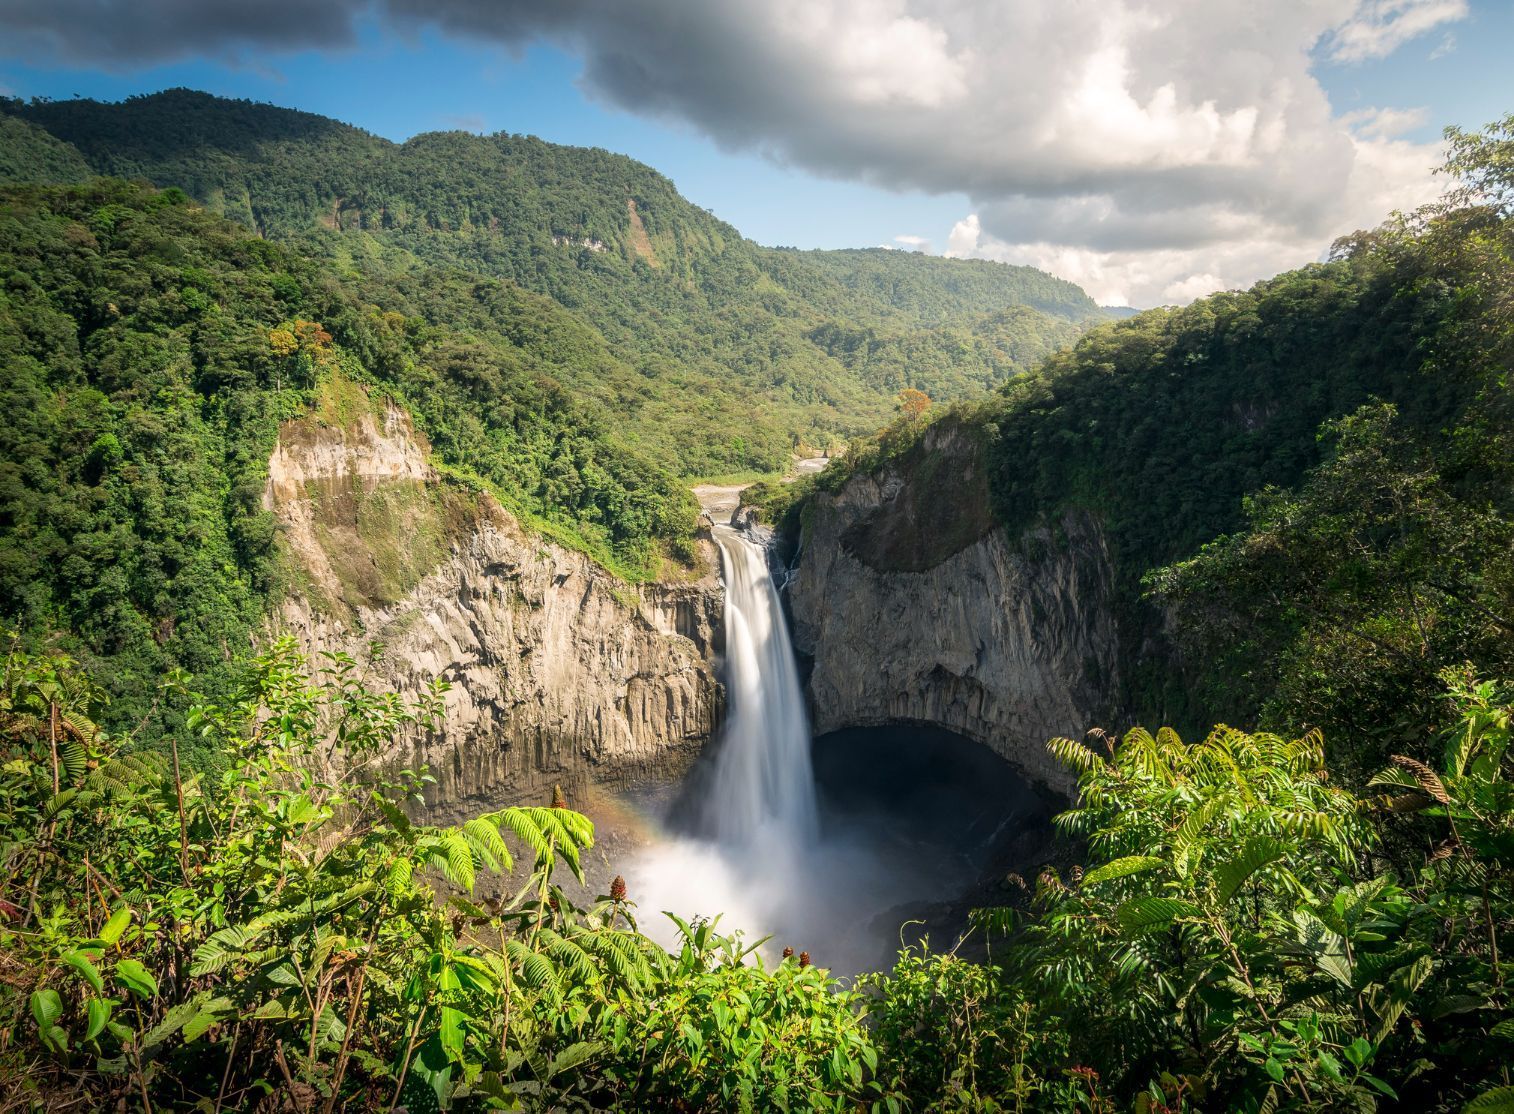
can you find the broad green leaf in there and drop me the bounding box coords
[99,907,131,946]
[1082,856,1164,887]
[1343,1037,1372,1068]
[114,958,158,999]
[63,950,105,993]
[85,997,113,1042]
[31,988,63,1031]
[439,1005,466,1059]
[1466,1086,1514,1113]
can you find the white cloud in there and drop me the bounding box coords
[0,0,1469,308]
[1328,0,1468,62]
[1340,105,1430,140]
[942,122,1445,308]
[774,0,969,108]
[391,0,1457,306]
[893,233,931,251]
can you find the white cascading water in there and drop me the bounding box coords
[625,488,991,972]
[625,520,824,956]
[622,472,1033,972]
[701,525,818,853]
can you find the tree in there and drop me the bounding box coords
[897,388,931,421]
[1443,113,1514,215]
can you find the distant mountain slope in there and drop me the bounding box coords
[0,113,92,184]
[1,89,1099,475]
[0,179,713,729]
[774,246,1097,324]
[788,199,1514,770]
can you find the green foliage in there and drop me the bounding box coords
[1151,403,1514,777]
[593,915,887,1111]
[0,112,93,186]
[0,89,1095,479]
[0,637,897,1111]
[2,621,1512,1113]
[0,180,703,734]
[859,947,1068,1112]
[883,680,1512,1114]
[1444,112,1514,215]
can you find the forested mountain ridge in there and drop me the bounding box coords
[0,89,1099,476]
[0,88,1102,743]
[0,178,707,733]
[781,140,1514,781]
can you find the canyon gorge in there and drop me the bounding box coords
[264,389,1118,819]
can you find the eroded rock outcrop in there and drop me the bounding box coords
[263,390,722,821]
[787,422,1121,796]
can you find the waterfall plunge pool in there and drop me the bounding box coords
[616,721,1054,977]
[611,523,1054,975]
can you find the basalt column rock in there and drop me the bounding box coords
[787,422,1122,796]
[264,386,723,822]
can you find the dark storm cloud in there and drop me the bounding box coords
[0,0,1458,304]
[0,0,364,65]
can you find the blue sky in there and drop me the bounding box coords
[0,20,974,251]
[2,1,1509,305]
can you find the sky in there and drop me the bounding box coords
[0,0,1509,308]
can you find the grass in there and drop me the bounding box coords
[687,468,784,487]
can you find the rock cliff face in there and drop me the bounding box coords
[264,391,722,822]
[787,423,1121,796]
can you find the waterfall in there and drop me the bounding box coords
[623,521,821,958]
[703,525,818,853]
[623,474,1031,974]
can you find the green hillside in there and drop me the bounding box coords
[0,179,703,731]
[793,160,1514,778]
[1,89,1099,477]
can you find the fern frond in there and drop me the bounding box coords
[1214,835,1285,903]
[421,830,477,891]
[1388,754,1451,804]
[461,816,514,875]
[1047,736,1101,775]
[505,939,562,1001]
[1081,856,1164,887]
[540,929,601,989]
[386,856,414,897]
[191,923,262,977]
[1115,897,1198,935]
[59,739,86,783]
